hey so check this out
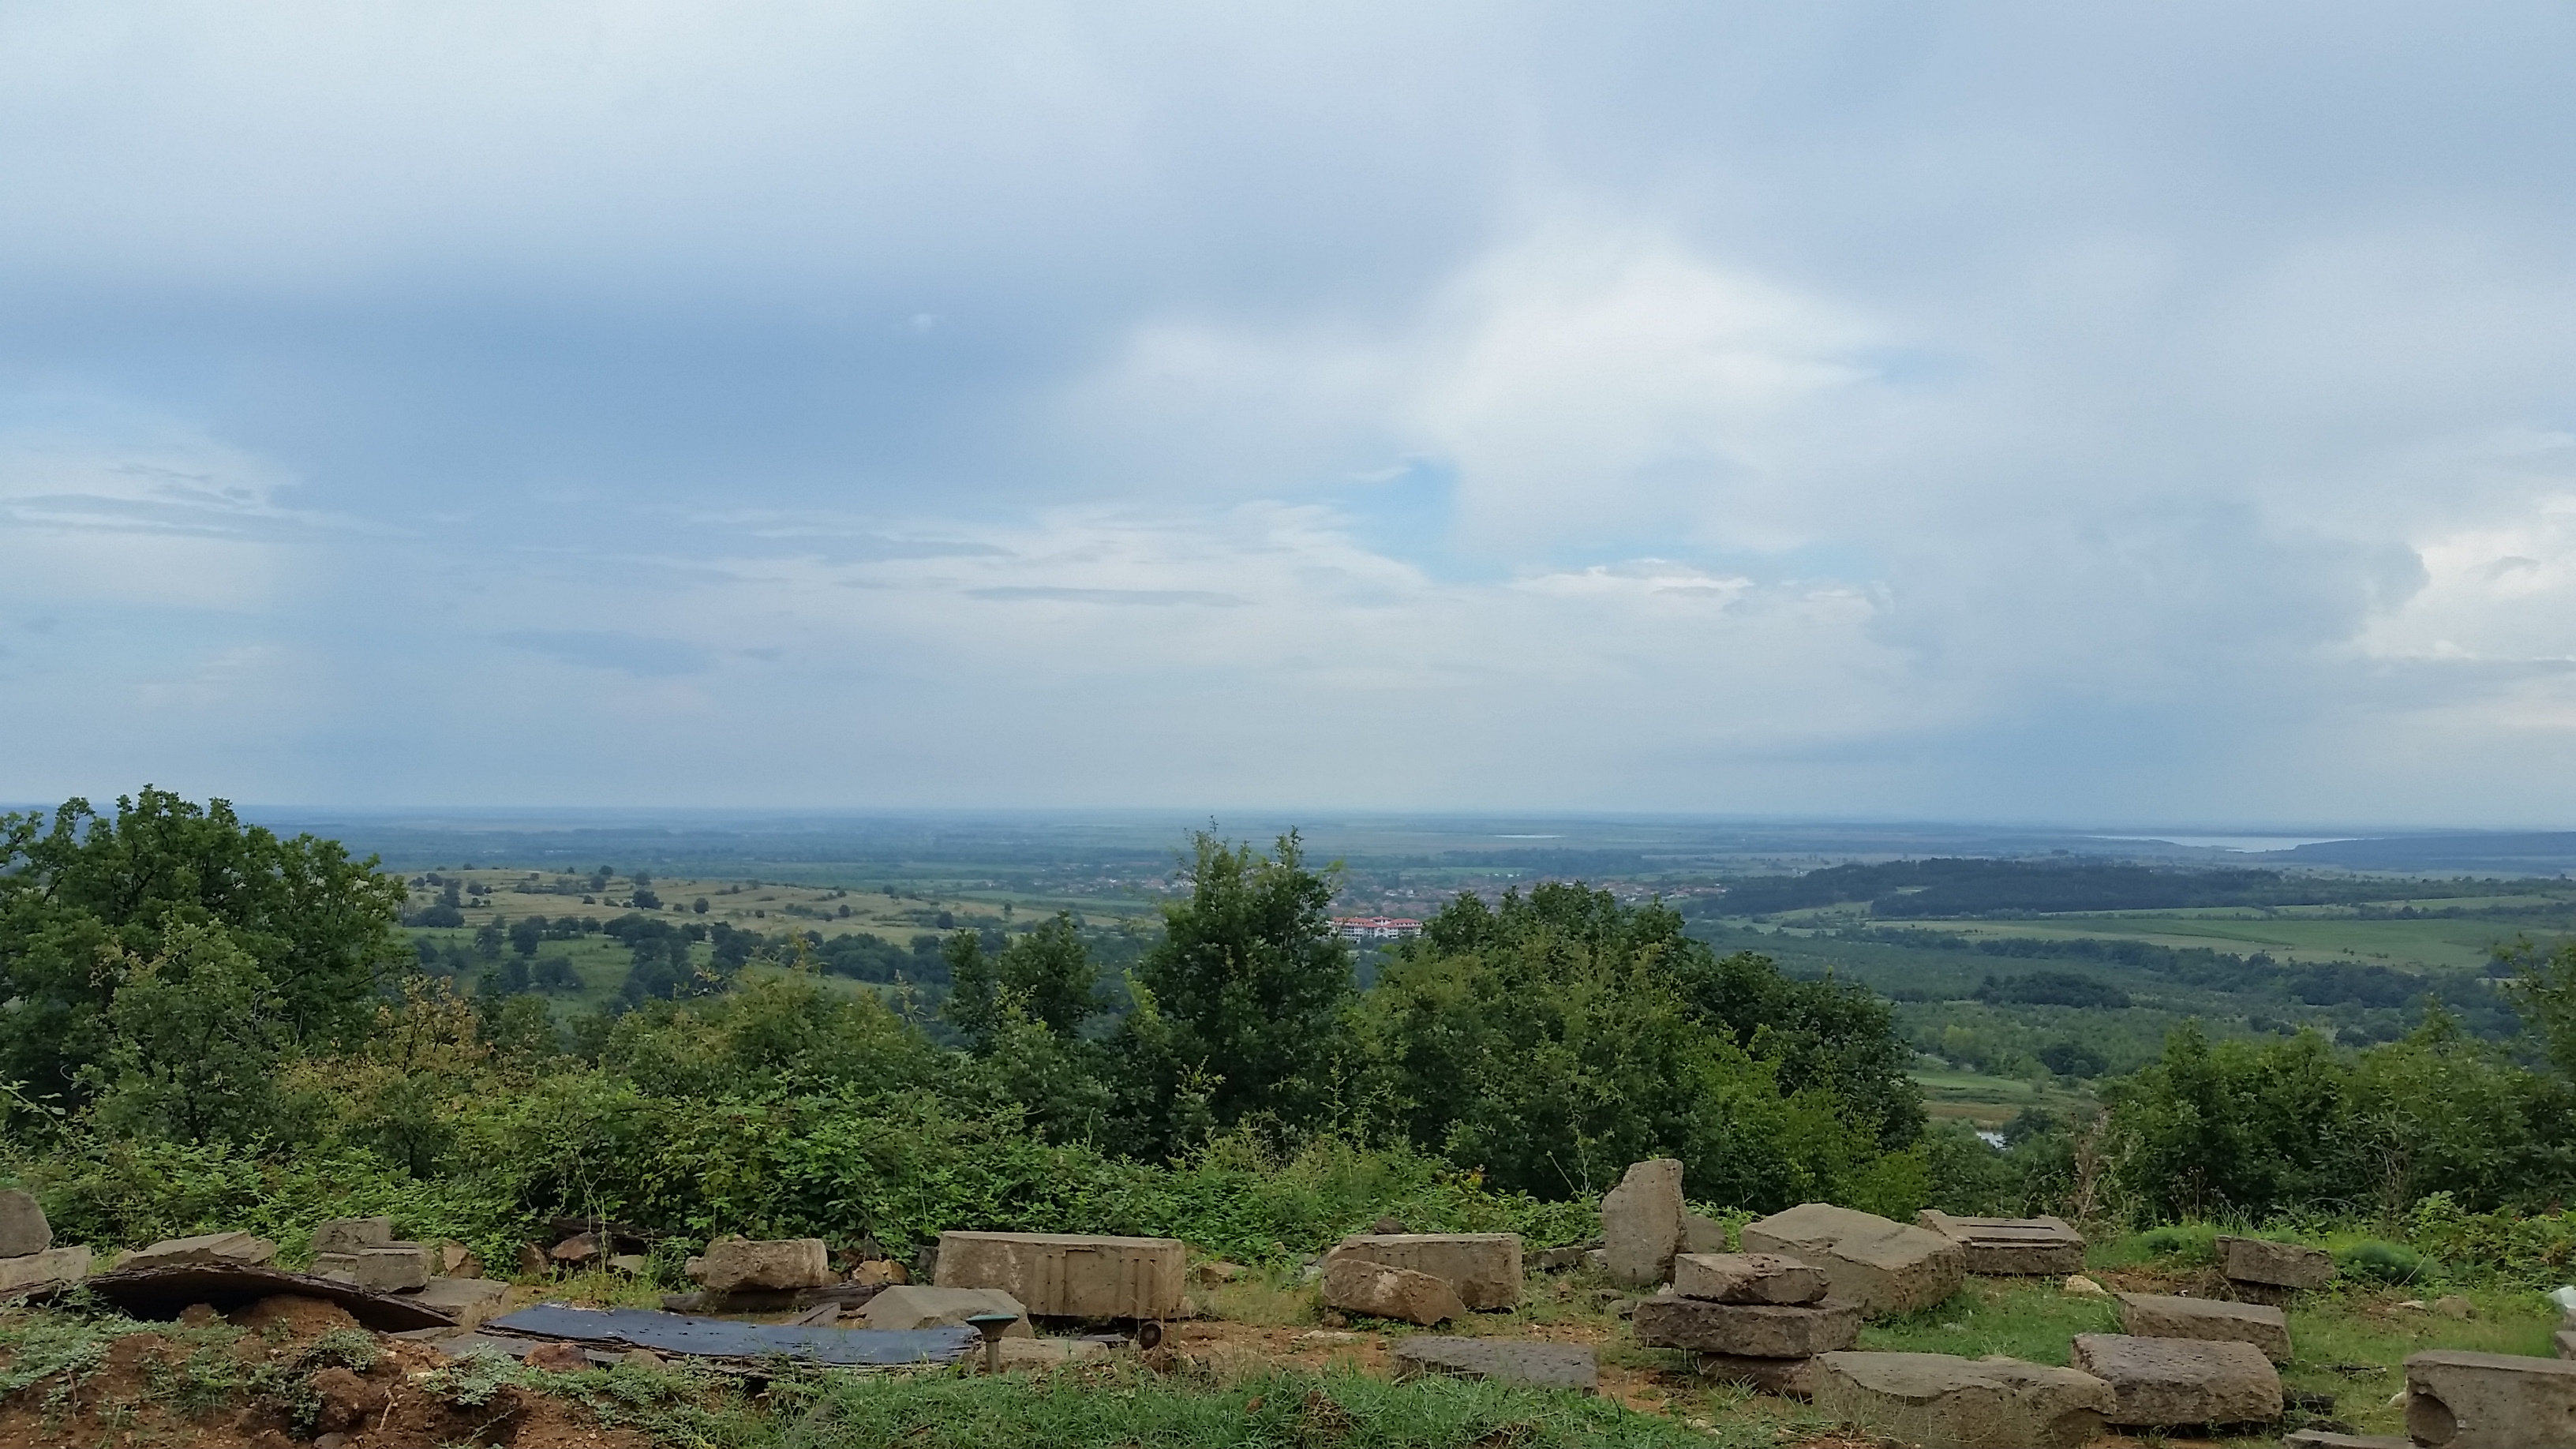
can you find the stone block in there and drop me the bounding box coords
[2558,1328,2576,1361]
[2069,1333,2282,1427]
[698,1237,833,1293]
[2215,1234,2334,1290]
[1325,1234,1520,1310]
[1631,1295,1861,1357]
[860,1284,1035,1337]
[313,1244,431,1292]
[312,1217,395,1252]
[934,1232,1186,1320]
[2114,1290,2292,1364]
[1672,1252,1829,1305]
[1740,1203,1965,1317]
[1697,1354,1817,1398]
[1681,1211,1728,1256]
[0,1190,51,1258]
[120,1231,279,1271]
[1915,1210,2085,1275]
[1392,1335,1597,1392]
[1601,1159,1684,1286]
[406,1276,507,1327]
[0,1245,89,1294]
[2406,1349,2576,1448]
[1320,1256,1464,1325]
[1814,1351,2115,1449]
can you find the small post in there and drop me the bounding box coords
[964,1311,1020,1374]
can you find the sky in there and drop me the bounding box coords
[6,2,2576,826]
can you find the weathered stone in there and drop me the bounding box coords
[608,1254,648,1275]
[313,1244,430,1292]
[2436,1294,2477,1320]
[0,1245,89,1294]
[434,1241,481,1278]
[1814,1351,2116,1449]
[1393,1335,1597,1392]
[2069,1333,2282,1427]
[1672,1252,1829,1305]
[2114,1291,2292,1364]
[522,1340,588,1372]
[934,1232,1187,1320]
[698,1237,833,1293]
[2214,1234,2334,1290]
[2558,1328,2576,1361]
[405,1275,507,1328]
[1581,1249,1608,1274]
[2281,1433,2410,1449]
[0,1191,51,1258]
[1533,1244,1593,1272]
[1915,1211,2085,1276]
[1740,1203,1965,1317]
[1697,1354,1817,1398]
[1601,1159,1685,1286]
[550,1234,599,1264]
[861,1284,1035,1337]
[1369,1215,1407,1236]
[121,1231,279,1270]
[1325,1234,1520,1310]
[1681,1211,1728,1256]
[2063,1275,2110,1298]
[1631,1295,1862,1357]
[518,1243,549,1276]
[1319,1256,1465,1326]
[312,1217,394,1252]
[2406,1349,2576,1448]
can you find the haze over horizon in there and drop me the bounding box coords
[8,3,2576,826]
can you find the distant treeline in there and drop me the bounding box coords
[1859,925,2499,1017]
[1702,857,2529,919]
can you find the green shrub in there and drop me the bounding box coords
[2338,1239,2427,1284]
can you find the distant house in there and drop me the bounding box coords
[1331,915,1423,942]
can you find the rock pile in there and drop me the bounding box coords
[1634,1251,1859,1397]
[1320,1232,1520,1326]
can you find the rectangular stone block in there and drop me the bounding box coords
[2114,1290,2291,1364]
[1673,1252,1829,1305]
[0,1245,89,1294]
[1394,1335,1597,1393]
[2214,1234,2333,1290]
[934,1232,1185,1320]
[2406,1349,2576,1448]
[1915,1211,2086,1276]
[1741,1202,1965,1316]
[1815,1351,2115,1449]
[313,1217,395,1252]
[313,1243,431,1292]
[1631,1295,1861,1357]
[119,1230,279,1271]
[2070,1333,2282,1428]
[1326,1234,1520,1310]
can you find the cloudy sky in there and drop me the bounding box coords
[5,2,2575,825]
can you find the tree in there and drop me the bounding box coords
[509,916,545,957]
[86,920,291,1144]
[943,914,1099,1045]
[0,788,404,1104]
[1112,831,1351,1143]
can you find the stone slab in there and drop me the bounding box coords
[698,1237,833,1293]
[1326,1234,1520,1310]
[860,1285,1033,1337]
[1696,1353,1816,1398]
[312,1217,395,1252]
[1631,1295,1861,1357]
[0,1190,51,1259]
[1392,1335,1597,1392]
[2215,1234,2334,1290]
[1915,1210,2085,1276]
[0,1245,90,1295]
[2559,1328,2576,1361]
[934,1231,1186,1320]
[1601,1159,1684,1287]
[1320,1256,1465,1326]
[312,1244,430,1292]
[2406,1349,2576,1448]
[1672,1252,1829,1305]
[404,1275,508,1328]
[2069,1332,2282,1428]
[1814,1351,2115,1449]
[1681,1211,1728,1256]
[1741,1203,1965,1317]
[2114,1290,2292,1364]
[120,1231,279,1271]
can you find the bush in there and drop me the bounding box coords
[2338,1239,2427,1284]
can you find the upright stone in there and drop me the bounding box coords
[1324,1234,1520,1310]
[2406,1349,2576,1448]
[1915,1211,2086,1275]
[312,1217,395,1252]
[697,1237,833,1293]
[2214,1234,2334,1290]
[861,1285,1035,1337]
[1741,1203,1965,1316]
[1814,1351,2116,1449]
[2069,1333,2282,1427]
[1393,1336,1597,1392]
[1672,1252,1829,1305]
[0,1191,51,1258]
[1681,1211,1729,1256]
[1319,1256,1465,1326]
[1630,1295,1861,1357]
[1600,1159,1684,1287]
[2114,1291,2292,1364]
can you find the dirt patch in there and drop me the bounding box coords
[229,1294,362,1339]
